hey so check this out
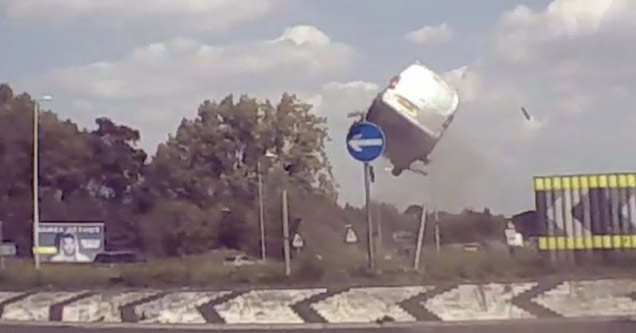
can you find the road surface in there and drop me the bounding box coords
[1,318,635,333]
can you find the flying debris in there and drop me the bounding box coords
[520,107,531,121]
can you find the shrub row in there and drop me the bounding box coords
[1,245,635,290]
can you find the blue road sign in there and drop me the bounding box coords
[346,122,385,162]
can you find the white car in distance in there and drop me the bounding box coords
[223,254,256,267]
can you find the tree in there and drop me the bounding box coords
[139,200,225,256]
[38,111,92,202]
[141,93,335,255]
[0,84,152,253]
[0,87,41,253]
[0,84,343,259]
[87,117,147,203]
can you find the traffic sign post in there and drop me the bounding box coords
[363,163,375,271]
[346,122,386,272]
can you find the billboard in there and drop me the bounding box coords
[36,222,105,263]
[534,173,636,251]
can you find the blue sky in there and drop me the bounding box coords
[1,0,635,215]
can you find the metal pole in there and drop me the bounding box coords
[0,220,4,270]
[257,161,266,261]
[33,101,40,270]
[282,189,291,276]
[376,206,382,254]
[414,204,427,271]
[430,169,441,253]
[364,162,375,271]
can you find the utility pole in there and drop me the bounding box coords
[282,189,291,276]
[414,204,427,271]
[257,161,266,261]
[376,205,382,254]
[426,164,441,253]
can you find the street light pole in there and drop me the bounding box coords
[256,151,278,262]
[33,100,40,270]
[32,95,51,270]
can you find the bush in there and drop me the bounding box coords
[0,260,117,288]
[2,244,636,290]
[118,263,189,287]
[293,256,326,282]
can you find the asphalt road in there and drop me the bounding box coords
[1,318,636,333]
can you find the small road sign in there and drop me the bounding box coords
[292,233,304,248]
[0,243,16,257]
[393,231,416,244]
[344,224,358,244]
[346,122,386,163]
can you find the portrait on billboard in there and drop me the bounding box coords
[50,232,92,262]
[37,222,105,263]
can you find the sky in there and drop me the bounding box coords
[1,0,635,216]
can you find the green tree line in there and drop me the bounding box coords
[0,83,337,258]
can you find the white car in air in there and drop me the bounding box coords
[365,62,459,176]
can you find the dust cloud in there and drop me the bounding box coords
[425,120,487,212]
[372,116,487,214]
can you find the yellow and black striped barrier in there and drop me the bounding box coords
[534,173,636,251]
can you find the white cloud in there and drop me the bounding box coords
[435,0,636,214]
[26,25,357,152]
[405,23,453,44]
[0,0,291,35]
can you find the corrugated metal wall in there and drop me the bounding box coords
[534,173,636,253]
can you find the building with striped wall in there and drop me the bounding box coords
[534,173,636,251]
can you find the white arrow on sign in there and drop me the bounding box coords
[347,133,383,152]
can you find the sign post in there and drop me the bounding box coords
[414,204,428,271]
[346,121,386,272]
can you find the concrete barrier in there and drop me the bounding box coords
[0,279,633,325]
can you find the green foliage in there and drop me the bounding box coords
[0,83,336,259]
[139,200,221,256]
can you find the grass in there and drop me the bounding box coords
[1,244,635,290]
